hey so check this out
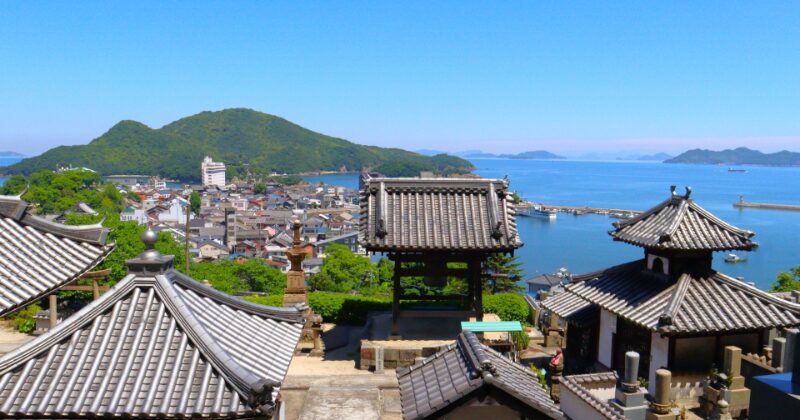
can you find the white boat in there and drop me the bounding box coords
[724,253,746,263]
[518,204,557,220]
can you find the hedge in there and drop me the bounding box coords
[242,294,285,307]
[482,293,530,323]
[240,292,530,326]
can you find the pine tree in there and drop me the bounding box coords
[485,253,524,293]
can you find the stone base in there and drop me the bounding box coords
[544,331,563,348]
[703,384,750,417]
[611,388,649,420]
[283,292,308,306]
[645,408,680,420]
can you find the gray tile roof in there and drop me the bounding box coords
[0,268,304,418]
[359,178,522,252]
[550,260,800,334]
[560,371,623,420]
[396,331,563,419]
[540,291,597,327]
[0,195,114,317]
[610,186,755,251]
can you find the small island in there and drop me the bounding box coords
[666,147,800,166]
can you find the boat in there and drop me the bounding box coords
[724,253,746,263]
[728,168,747,173]
[609,211,635,219]
[518,204,557,220]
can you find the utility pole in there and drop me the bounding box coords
[185,197,191,275]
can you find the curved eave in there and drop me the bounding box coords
[608,233,757,252]
[0,241,116,318]
[167,269,306,323]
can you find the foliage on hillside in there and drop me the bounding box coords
[0,169,126,214]
[6,108,475,181]
[666,147,800,166]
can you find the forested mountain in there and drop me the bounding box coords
[4,109,474,181]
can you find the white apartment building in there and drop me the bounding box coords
[201,156,226,187]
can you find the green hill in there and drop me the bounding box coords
[665,147,800,166]
[5,109,474,181]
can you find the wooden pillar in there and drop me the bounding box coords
[469,257,483,321]
[92,279,100,300]
[49,294,57,328]
[391,260,401,338]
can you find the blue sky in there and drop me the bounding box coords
[1,2,799,156]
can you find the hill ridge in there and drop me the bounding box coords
[5,109,474,181]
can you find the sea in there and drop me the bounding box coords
[303,159,800,290]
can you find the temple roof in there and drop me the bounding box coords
[359,177,522,252]
[542,260,800,335]
[609,186,755,252]
[0,194,114,317]
[396,331,563,420]
[560,371,623,420]
[0,249,304,418]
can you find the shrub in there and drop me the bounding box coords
[8,303,41,334]
[483,293,530,323]
[242,294,285,307]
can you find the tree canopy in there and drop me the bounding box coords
[308,244,394,295]
[771,266,800,292]
[0,169,126,214]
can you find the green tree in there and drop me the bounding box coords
[254,182,267,195]
[0,170,123,214]
[191,259,286,295]
[308,244,393,294]
[485,253,524,293]
[189,191,201,215]
[771,267,800,292]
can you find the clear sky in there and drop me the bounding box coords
[1,2,799,156]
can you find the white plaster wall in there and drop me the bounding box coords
[648,332,670,394]
[560,386,609,420]
[598,310,617,368]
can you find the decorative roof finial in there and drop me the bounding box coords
[14,184,29,199]
[125,226,174,274]
[684,186,692,199]
[140,227,162,261]
[670,185,677,196]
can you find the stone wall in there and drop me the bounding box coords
[359,340,448,370]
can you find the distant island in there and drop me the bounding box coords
[461,150,565,160]
[0,151,24,157]
[615,152,673,162]
[666,147,800,166]
[3,109,474,181]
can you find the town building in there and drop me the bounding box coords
[542,186,800,394]
[201,155,226,187]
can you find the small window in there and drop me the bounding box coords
[651,258,664,274]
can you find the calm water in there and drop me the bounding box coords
[307,159,800,289]
[302,173,360,190]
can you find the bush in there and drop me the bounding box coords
[483,293,530,323]
[8,303,41,334]
[242,294,285,307]
[308,292,391,325]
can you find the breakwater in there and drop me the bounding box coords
[733,200,800,212]
[518,203,641,217]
